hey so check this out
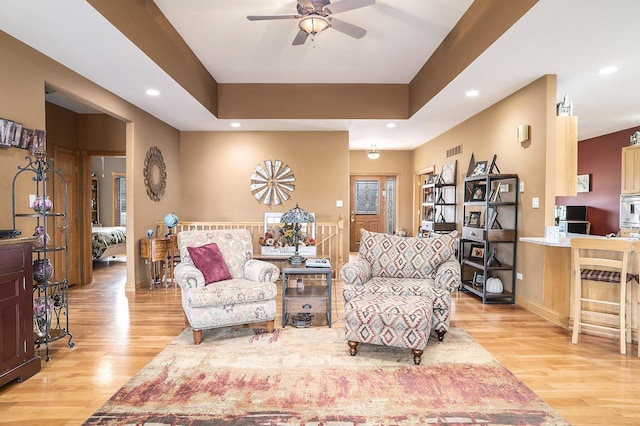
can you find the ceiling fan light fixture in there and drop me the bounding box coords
[367,146,380,160]
[299,15,330,35]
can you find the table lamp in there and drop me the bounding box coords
[280,203,315,265]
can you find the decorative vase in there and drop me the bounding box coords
[33,258,54,283]
[33,296,53,338]
[32,225,50,249]
[33,195,53,213]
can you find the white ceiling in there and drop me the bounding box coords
[1,0,639,150]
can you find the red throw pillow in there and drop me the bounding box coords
[187,243,232,284]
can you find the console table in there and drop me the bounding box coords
[140,235,177,289]
[281,263,332,328]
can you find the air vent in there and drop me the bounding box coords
[446,145,461,158]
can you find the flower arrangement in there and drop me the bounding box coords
[259,223,315,247]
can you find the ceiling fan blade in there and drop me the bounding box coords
[292,29,309,45]
[324,0,375,15]
[297,0,315,11]
[328,17,367,39]
[247,14,300,21]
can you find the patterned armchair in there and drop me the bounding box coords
[341,229,460,341]
[174,229,279,344]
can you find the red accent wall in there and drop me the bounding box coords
[556,125,640,235]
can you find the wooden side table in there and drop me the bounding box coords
[281,263,332,328]
[140,236,177,289]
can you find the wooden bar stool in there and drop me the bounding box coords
[570,238,636,355]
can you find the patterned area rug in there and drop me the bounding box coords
[83,326,568,425]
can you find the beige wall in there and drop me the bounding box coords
[412,75,555,308]
[349,150,414,236]
[0,30,181,288]
[179,131,350,255]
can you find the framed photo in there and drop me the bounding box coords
[426,174,440,185]
[440,160,456,184]
[425,192,434,203]
[577,174,590,193]
[471,160,488,176]
[0,119,13,148]
[469,244,485,262]
[31,129,46,156]
[10,122,23,146]
[468,211,481,227]
[19,128,34,149]
[425,207,434,221]
[473,271,485,286]
[471,184,486,201]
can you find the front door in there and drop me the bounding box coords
[52,147,80,286]
[349,176,395,252]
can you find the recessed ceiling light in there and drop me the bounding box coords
[386,123,396,129]
[146,89,160,96]
[599,65,618,75]
[230,122,241,128]
[466,90,479,97]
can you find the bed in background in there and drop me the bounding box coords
[92,226,126,260]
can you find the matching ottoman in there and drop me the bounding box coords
[344,294,433,365]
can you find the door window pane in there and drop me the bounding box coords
[385,179,395,234]
[355,180,379,215]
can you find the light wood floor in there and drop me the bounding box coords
[2,258,640,426]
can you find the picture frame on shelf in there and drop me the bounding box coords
[471,184,486,201]
[471,160,488,176]
[425,207,434,221]
[469,244,485,262]
[472,271,485,287]
[440,160,457,184]
[426,174,440,185]
[425,192,434,203]
[468,211,481,227]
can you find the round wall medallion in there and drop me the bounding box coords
[250,159,295,205]
[143,146,166,202]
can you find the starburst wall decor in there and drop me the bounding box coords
[250,160,296,205]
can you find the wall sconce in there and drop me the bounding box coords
[517,124,530,143]
[367,146,380,160]
[630,131,640,146]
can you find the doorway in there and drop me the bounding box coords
[52,146,80,286]
[349,175,397,252]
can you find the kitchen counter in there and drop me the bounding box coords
[520,233,637,248]
[520,233,639,333]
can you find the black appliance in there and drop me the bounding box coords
[555,205,590,234]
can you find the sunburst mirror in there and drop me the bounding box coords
[143,146,166,202]
[250,160,296,205]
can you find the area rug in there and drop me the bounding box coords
[83,326,568,425]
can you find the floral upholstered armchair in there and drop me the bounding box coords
[174,229,279,344]
[341,229,460,341]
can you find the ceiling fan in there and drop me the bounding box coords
[247,0,375,46]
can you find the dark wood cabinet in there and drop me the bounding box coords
[0,238,40,388]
